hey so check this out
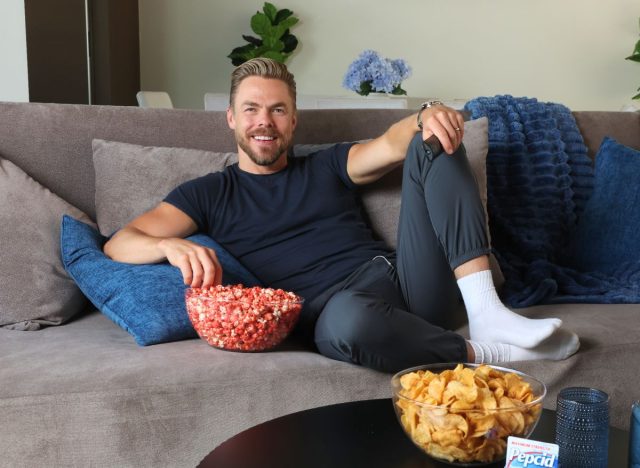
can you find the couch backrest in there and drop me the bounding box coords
[0,102,638,221]
[0,102,411,219]
[573,111,640,158]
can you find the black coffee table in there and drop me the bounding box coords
[198,398,629,467]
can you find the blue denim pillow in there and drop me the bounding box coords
[60,215,262,346]
[567,137,640,274]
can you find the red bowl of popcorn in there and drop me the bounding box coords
[185,285,304,352]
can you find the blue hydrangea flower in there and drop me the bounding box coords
[342,50,412,95]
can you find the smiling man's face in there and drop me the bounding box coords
[227,76,297,174]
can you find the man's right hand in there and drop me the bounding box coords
[104,202,223,288]
[158,237,223,288]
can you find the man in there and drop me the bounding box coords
[104,58,579,373]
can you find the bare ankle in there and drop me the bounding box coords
[454,256,491,279]
[466,341,475,362]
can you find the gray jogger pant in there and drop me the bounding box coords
[312,133,491,373]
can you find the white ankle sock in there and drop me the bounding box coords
[469,329,580,364]
[457,270,562,348]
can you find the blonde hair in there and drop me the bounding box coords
[229,58,297,108]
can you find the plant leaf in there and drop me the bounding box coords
[253,45,269,57]
[263,2,277,23]
[262,50,287,63]
[270,19,297,42]
[358,81,373,96]
[229,44,256,56]
[242,35,263,46]
[228,44,258,66]
[274,9,294,24]
[278,17,298,31]
[626,54,640,63]
[633,92,640,100]
[267,25,284,42]
[391,85,407,96]
[281,32,298,53]
[251,12,271,36]
[263,36,285,51]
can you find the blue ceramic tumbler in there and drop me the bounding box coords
[630,401,640,468]
[555,387,609,468]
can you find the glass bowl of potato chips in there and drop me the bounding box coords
[391,363,546,465]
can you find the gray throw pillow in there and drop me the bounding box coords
[93,140,352,235]
[0,157,95,330]
[93,139,238,236]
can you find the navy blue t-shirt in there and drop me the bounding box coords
[164,143,392,302]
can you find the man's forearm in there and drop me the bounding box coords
[346,113,419,185]
[379,113,421,163]
[103,227,168,264]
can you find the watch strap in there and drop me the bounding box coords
[417,100,444,130]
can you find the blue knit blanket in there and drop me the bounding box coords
[465,95,640,306]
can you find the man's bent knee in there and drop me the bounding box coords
[314,291,373,364]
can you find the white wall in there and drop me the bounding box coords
[0,0,29,102]
[140,0,639,110]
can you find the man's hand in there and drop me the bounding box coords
[104,202,223,288]
[420,104,465,155]
[158,237,223,288]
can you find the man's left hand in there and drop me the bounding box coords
[420,104,465,155]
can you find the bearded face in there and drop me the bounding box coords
[227,77,297,173]
[235,126,291,167]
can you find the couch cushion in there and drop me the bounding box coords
[0,309,393,467]
[455,302,640,432]
[93,140,362,235]
[93,139,239,236]
[60,215,261,346]
[0,157,94,330]
[573,111,640,159]
[2,302,638,467]
[567,137,640,274]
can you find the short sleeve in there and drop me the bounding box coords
[164,173,221,233]
[316,142,358,190]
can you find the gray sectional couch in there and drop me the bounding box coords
[0,102,639,467]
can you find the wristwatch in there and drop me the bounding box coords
[417,100,444,130]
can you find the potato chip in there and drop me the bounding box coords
[445,380,478,404]
[450,400,475,411]
[475,438,507,463]
[427,375,445,402]
[432,428,463,447]
[428,442,470,463]
[468,413,496,438]
[476,387,497,410]
[393,364,543,464]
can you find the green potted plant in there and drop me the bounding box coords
[626,17,640,99]
[228,2,299,66]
